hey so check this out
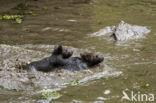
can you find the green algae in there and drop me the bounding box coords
[40,89,62,101]
[63,80,81,86]
[0,3,39,24]
[0,14,23,24]
[141,83,150,89]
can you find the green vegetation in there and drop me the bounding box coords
[40,89,62,101]
[0,14,23,24]
[42,6,48,10]
[63,80,81,86]
[0,85,19,92]
[0,85,8,90]
[0,3,39,24]
[28,11,38,16]
[141,83,150,89]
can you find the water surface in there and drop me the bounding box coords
[0,0,156,103]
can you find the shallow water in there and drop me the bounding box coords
[0,0,156,103]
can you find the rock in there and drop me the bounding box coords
[90,21,151,41]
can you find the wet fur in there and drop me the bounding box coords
[26,46,104,72]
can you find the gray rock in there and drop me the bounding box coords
[91,21,150,41]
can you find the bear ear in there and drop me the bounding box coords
[52,45,63,55]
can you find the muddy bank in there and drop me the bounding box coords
[0,44,121,91]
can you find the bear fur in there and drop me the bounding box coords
[26,46,104,72]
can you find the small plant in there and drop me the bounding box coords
[0,14,23,24]
[0,85,19,92]
[141,83,150,89]
[0,85,8,90]
[40,89,62,101]
[63,80,81,86]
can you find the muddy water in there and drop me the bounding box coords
[0,0,92,47]
[0,0,156,103]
